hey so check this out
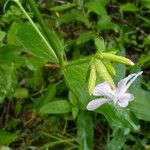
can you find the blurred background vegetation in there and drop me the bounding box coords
[0,0,150,149]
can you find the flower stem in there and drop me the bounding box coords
[13,0,58,62]
[39,138,78,149]
[63,56,92,68]
[28,0,64,65]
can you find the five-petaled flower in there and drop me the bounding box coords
[87,71,143,111]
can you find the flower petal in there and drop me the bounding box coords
[117,93,134,107]
[93,82,114,98]
[125,71,143,91]
[86,98,111,111]
[116,71,143,96]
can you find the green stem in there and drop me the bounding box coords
[63,56,92,68]
[28,0,64,65]
[137,15,150,24]
[13,0,58,62]
[39,138,77,150]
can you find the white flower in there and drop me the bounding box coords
[87,71,143,111]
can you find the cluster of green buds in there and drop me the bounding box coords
[88,38,134,95]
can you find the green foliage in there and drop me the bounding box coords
[63,63,90,109]
[56,10,91,28]
[77,111,93,150]
[39,100,72,114]
[16,23,58,63]
[130,87,150,121]
[0,46,21,64]
[0,130,18,145]
[13,88,29,99]
[0,0,149,149]
[97,105,139,131]
[0,64,16,103]
[120,3,138,12]
[107,128,128,150]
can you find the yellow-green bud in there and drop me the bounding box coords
[101,53,134,65]
[88,65,97,95]
[104,62,116,75]
[94,59,115,87]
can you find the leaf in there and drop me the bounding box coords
[97,104,139,131]
[141,0,150,9]
[0,45,22,64]
[0,130,18,145]
[7,22,18,45]
[13,88,29,99]
[39,100,72,114]
[69,90,78,106]
[85,0,108,17]
[94,37,106,51]
[120,3,138,12]
[113,63,126,83]
[137,53,150,67]
[76,31,97,45]
[0,30,6,42]
[35,84,56,109]
[72,107,78,119]
[107,128,128,150]
[46,29,64,62]
[50,3,76,11]
[56,11,91,28]
[63,63,91,109]
[16,23,58,63]
[143,34,150,46]
[0,64,17,103]
[77,111,93,150]
[97,17,118,31]
[130,87,150,121]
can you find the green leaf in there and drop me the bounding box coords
[56,11,90,28]
[143,34,150,46]
[44,29,64,64]
[113,63,126,83]
[63,63,90,109]
[97,105,139,131]
[107,128,128,150]
[94,37,106,51]
[141,0,150,9]
[16,23,58,63]
[120,3,138,12]
[0,30,6,42]
[0,64,16,103]
[76,31,97,45]
[69,90,78,106]
[39,100,72,114]
[0,130,18,145]
[97,17,118,31]
[35,84,56,109]
[50,3,76,11]
[77,111,93,150]
[130,87,150,121]
[72,107,78,119]
[0,45,21,64]
[13,88,29,99]
[137,54,150,67]
[85,0,108,17]
[7,22,18,45]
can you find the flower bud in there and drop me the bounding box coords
[94,59,115,87]
[101,53,134,65]
[104,62,116,75]
[88,65,96,95]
